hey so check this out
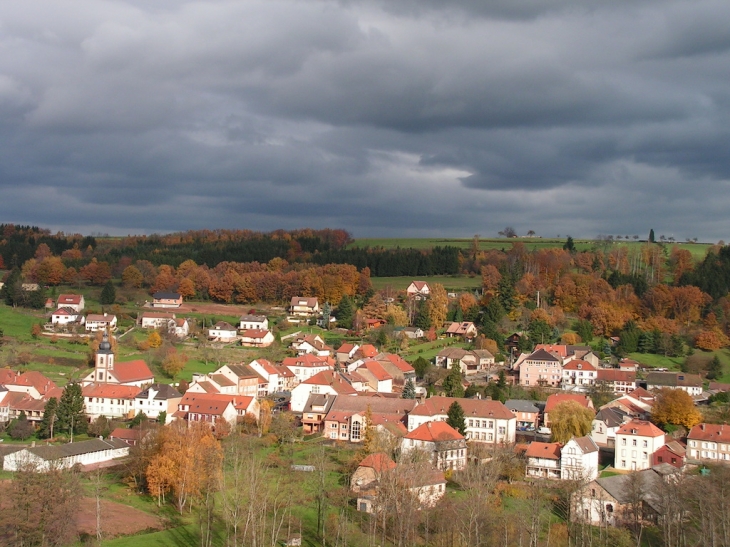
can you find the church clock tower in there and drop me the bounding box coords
[95,331,115,383]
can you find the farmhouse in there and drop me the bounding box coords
[208,321,238,341]
[151,292,182,308]
[406,281,430,300]
[402,421,467,471]
[239,314,268,331]
[56,294,85,312]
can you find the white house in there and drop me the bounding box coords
[239,314,269,331]
[240,329,275,347]
[525,442,562,479]
[85,313,118,332]
[290,370,358,413]
[645,372,703,397]
[406,281,430,300]
[248,359,283,394]
[435,348,495,375]
[408,397,516,445]
[51,307,84,326]
[561,360,597,391]
[355,361,393,393]
[561,436,599,481]
[208,321,238,341]
[134,383,182,423]
[591,407,630,447]
[139,311,176,329]
[614,419,665,471]
[3,438,129,472]
[291,334,332,357]
[172,318,189,338]
[83,383,141,419]
[282,354,335,385]
[687,423,730,462]
[401,421,467,471]
[173,392,238,427]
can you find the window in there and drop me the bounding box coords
[498,427,506,435]
[643,440,648,448]
[632,439,637,447]
[622,438,626,446]
[351,421,361,441]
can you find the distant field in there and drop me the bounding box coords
[371,275,482,292]
[351,237,713,260]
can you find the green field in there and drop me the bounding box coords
[370,275,483,292]
[351,237,713,260]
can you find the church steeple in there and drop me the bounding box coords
[95,330,115,383]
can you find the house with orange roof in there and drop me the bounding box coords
[172,318,190,338]
[248,359,284,394]
[355,361,393,393]
[375,353,416,385]
[595,369,636,394]
[351,452,397,493]
[408,396,516,445]
[525,442,562,479]
[402,421,467,470]
[173,392,238,427]
[687,423,730,463]
[57,293,85,312]
[290,371,358,413]
[444,321,478,341]
[354,344,379,360]
[335,342,360,364]
[406,281,431,300]
[615,419,665,471]
[543,393,595,428]
[0,391,48,423]
[599,388,654,420]
[290,334,332,357]
[81,333,154,388]
[2,370,58,399]
[282,354,335,384]
[83,383,142,419]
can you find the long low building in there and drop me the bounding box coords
[3,438,130,471]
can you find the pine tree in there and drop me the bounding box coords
[563,236,576,252]
[402,378,416,399]
[100,280,116,305]
[38,397,58,439]
[649,229,655,243]
[708,356,723,379]
[336,295,353,329]
[497,275,518,312]
[446,401,467,436]
[57,382,87,437]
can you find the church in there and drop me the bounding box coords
[82,332,154,388]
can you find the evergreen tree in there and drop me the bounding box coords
[38,397,58,439]
[497,369,507,390]
[9,411,34,440]
[412,357,431,379]
[617,320,642,355]
[637,331,655,353]
[707,356,723,380]
[497,275,518,312]
[649,229,655,243]
[575,319,594,343]
[563,236,576,252]
[1,268,21,306]
[414,301,431,330]
[482,298,505,325]
[130,411,147,428]
[453,306,463,323]
[57,382,86,437]
[446,401,467,436]
[336,295,354,329]
[402,378,416,399]
[443,363,465,398]
[158,411,167,424]
[100,280,116,305]
[528,318,553,345]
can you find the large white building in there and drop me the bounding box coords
[614,419,665,471]
[3,438,129,472]
[407,397,516,445]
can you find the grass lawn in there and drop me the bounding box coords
[627,352,685,371]
[371,275,483,292]
[402,338,469,363]
[102,524,204,547]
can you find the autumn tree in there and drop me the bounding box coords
[147,330,163,349]
[549,401,594,443]
[426,283,449,329]
[651,388,703,429]
[161,347,188,379]
[122,265,144,288]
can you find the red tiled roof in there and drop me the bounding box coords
[82,384,142,399]
[58,294,83,305]
[113,360,154,383]
[110,428,143,442]
[359,452,397,472]
[14,371,58,395]
[52,307,78,316]
[617,419,664,438]
[545,393,593,413]
[302,371,357,395]
[3,392,46,411]
[534,344,568,358]
[337,343,357,353]
[596,369,636,383]
[282,354,334,368]
[525,442,562,460]
[688,423,730,443]
[240,329,271,339]
[409,281,429,291]
[0,368,18,385]
[358,345,379,358]
[562,360,597,371]
[179,393,235,416]
[140,311,176,320]
[626,387,655,402]
[380,353,415,373]
[411,396,514,420]
[359,360,393,382]
[405,421,464,442]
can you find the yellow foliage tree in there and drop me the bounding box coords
[161,348,188,379]
[549,401,594,443]
[147,331,163,349]
[427,283,449,329]
[385,304,409,327]
[651,388,703,430]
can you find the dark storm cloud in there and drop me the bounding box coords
[0,0,729,240]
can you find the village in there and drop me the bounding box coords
[2,273,730,546]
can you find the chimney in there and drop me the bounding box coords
[701,424,706,431]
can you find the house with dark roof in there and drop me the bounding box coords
[591,407,630,447]
[644,372,703,397]
[208,321,238,341]
[85,313,118,332]
[51,307,84,327]
[134,383,182,423]
[519,348,565,387]
[435,347,495,375]
[301,393,338,434]
[239,314,268,331]
[152,292,182,308]
[408,396,516,444]
[289,296,319,316]
[505,399,539,429]
[3,438,129,472]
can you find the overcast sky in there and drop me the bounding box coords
[1,0,728,241]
